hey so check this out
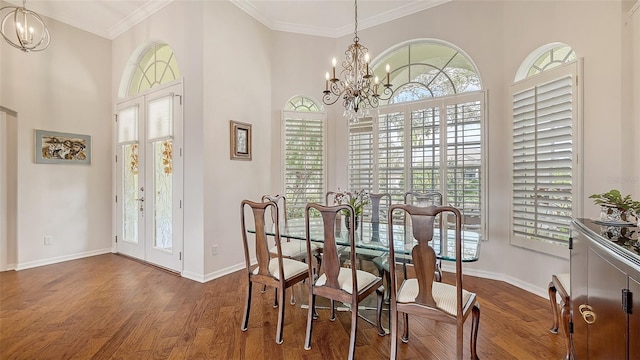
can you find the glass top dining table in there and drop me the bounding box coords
[252,217,480,263]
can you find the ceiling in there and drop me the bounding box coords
[3,0,449,40]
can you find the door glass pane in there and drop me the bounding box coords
[154,140,173,251]
[123,144,139,243]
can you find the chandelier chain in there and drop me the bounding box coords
[353,0,358,43]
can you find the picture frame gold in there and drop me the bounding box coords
[230,120,252,161]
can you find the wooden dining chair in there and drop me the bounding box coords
[240,199,309,344]
[304,202,385,360]
[404,191,444,281]
[262,194,321,305]
[387,204,480,360]
[548,273,572,360]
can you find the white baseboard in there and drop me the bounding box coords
[183,261,248,283]
[15,248,112,270]
[440,263,548,299]
[1,263,16,271]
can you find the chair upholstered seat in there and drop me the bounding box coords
[271,241,319,259]
[304,202,385,360]
[240,199,310,345]
[397,279,473,316]
[253,258,308,280]
[387,204,480,360]
[315,268,379,294]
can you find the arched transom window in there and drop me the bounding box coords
[372,41,481,105]
[128,43,180,97]
[524,45,575,79]
[286,96,321,112]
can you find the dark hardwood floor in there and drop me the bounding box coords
[0,254,565,359]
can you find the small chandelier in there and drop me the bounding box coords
[322,0,393,121]
[1,0,51,52]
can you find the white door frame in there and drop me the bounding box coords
[114,80,184,273]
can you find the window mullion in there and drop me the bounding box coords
[439,101,447,204]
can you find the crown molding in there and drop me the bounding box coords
[107,0,173,39]
[232,0,450,38]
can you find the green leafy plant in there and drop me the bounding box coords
[589,189,640,212]
[334,189,370,216]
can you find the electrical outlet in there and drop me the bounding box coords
[212,244,219,255]
[44,235,53,245]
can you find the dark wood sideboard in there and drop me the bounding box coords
[571,218,640,359]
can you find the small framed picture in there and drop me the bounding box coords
[230,120,252,161]
[34,129,91,165]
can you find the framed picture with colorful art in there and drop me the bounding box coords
[35,129,91,165]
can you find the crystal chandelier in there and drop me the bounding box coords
[322,0,393,121]
[0,0,51,52]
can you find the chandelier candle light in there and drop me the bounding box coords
[322,0,393,121]
[0,0,51,52]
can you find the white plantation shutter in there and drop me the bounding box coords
[512,62,577,246]
[348,92,486,236]
[444,100,482,229]
[283,110,326,218]
[377,109,406,204]
[118,106,138,144]
[348,117,374,194]
[410,106,441,198]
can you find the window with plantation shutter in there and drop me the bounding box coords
[511,60,580,255]
[349,92,486,235]
[348,40,486,236]
[283,97,325,219]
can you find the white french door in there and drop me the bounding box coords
[115,82,183,272]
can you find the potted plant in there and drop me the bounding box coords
[589,189,640,224]
[334,189,370,230]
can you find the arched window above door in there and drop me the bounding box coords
[127,42,180,97]
[371,40,481,105]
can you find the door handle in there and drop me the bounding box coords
[135,197,144,212]
[579,304,596,324]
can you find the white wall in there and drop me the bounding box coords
[0,108,18,270]
[0,14,112,269]
[202,1,273,278]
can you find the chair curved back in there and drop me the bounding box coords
[262,194,288,227]
[403,191,443,207]
[403,191,444,246]
[241,199,284,281]
[325,191,337,205]
[305,202,357,294]
[388,204,463,310]
[368,192,391,223]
